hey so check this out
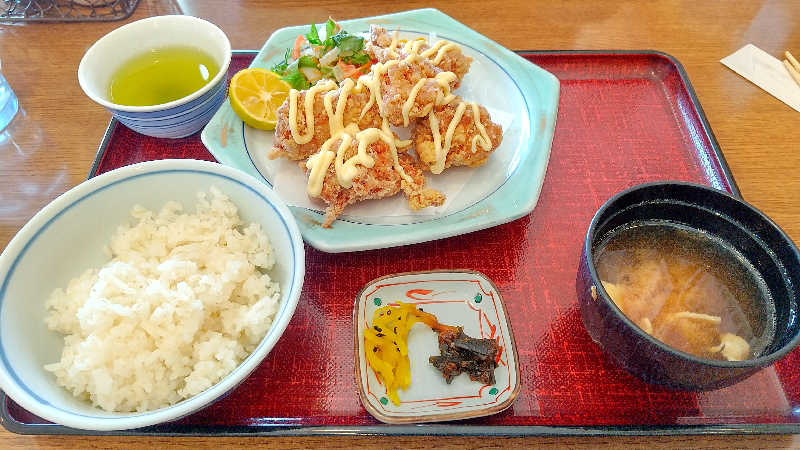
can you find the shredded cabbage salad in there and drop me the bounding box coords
[271,18,374,90]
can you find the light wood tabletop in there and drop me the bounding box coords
[1,0,799,447]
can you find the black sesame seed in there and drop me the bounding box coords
[374,326,382,332]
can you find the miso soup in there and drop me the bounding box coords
[594,221,774,361]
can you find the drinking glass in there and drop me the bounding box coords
[0,58,20,132]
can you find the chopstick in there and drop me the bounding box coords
[784,50,800,88]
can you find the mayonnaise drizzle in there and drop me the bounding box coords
[382,118,412,149]
[335,130,375,188]
[324,78,355,135]
[441,102,467,172]
[299,79,412,196]
[357,127,414,184]
[420,40,448,59]
[434,72,457,104]
[289,79,337,144]
[401,39,427,63]
[402,78,429,126]
[469,102,491,153]
[357,82,375,121]
[428,101,492,174]
[428,112,443,173]
[385,30,400,59]
[356,60,399,118]
[421,40,459,64]
[397,71,456,127]
[379,30,461,68]
[361,33,462,127]
[305,147,337,197]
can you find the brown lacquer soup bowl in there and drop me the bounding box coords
[577,181,800,391]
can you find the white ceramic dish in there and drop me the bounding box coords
[0,159,304,431]
[78,15,232,139]
[202,8,559,253]
[354,270,520,423]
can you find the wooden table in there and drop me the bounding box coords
[1,0,799,447]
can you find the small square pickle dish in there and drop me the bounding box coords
[353,270,520,423]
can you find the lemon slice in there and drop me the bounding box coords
[229,68,290,130]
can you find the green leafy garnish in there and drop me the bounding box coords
[281,71,310,90]
[271,18,370,88]
[280,60,310,90]
[305,23,322,45]
[321,35,336,52]
[333,34,364,54]
[297,55,318,68]
[321,31,343,52]
[325,18,336,39]
[270,48,291,74]
[343,52,370,66]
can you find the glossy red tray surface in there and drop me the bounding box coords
[6,51,799,435]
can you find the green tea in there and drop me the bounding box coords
[108,46,219,106]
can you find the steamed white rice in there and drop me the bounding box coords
[44,188,281,412]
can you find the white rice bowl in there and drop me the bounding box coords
[0,160,304,431]
[44,188,281,413]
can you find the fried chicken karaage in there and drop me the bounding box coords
[366,59,458,127]
[367,25,473,87]
[304,128,444,227]
[412,97,503,174]
[267,23,504,227]
[272,79,383,161]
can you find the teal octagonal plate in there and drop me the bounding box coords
[201,8,559,253]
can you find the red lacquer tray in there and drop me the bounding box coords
[5,51,799,436]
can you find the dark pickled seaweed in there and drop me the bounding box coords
[429,327,498,385]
